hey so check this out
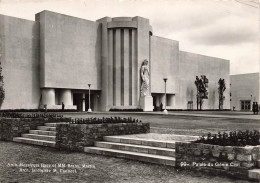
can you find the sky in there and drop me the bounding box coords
[0,0,259,75]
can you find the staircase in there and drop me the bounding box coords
[84,135,192,167]
[13,123,59,147]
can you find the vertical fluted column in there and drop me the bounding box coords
[123,29,130,106]
[114,29,121,106]
[108,29,113,106]
[132,29,137,106]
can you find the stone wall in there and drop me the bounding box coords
[0,117,71,141]
[175,141,260,180]
[56,122,150,151]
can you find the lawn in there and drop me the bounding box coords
[0,142,255,183]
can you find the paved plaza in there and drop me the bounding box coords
[63,111,260,136]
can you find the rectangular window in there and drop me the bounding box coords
[241,100,251,110]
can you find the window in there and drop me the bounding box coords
[241,100,251,110]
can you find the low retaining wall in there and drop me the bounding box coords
[0,117,71,141]
[56,122,150,151]
[175,141,260,180]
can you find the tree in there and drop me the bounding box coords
[218,78,226,110]
[195,75,208,110]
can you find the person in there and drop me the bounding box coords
[140,59,150,97]
[256,102,259,115]
[44,104,47,113]
[62,102,65,111]
[252,102,256,115]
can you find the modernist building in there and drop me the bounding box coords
[230,73,260,111]
[0,11,230,111]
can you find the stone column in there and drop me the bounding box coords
[132,29,137,106]
[168,94,175,106]
[96,17,112,111]
[115,29,121,106]
[108,29,113,107]
[82,93,86,112]
[42,88,55,105]
[59,89,72,105]
[160,94,166,108]
[124,29,130,106]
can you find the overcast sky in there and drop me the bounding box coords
[0,0,259,75]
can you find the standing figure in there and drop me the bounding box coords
[255,102,259,115]
[62,102,65,111]
[140,59,150,97]
[252,102,256,115]
[44,104,47,113]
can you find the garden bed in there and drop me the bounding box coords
[175,133,260,180]
[56,122,150,152]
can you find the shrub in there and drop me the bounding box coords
[109,108,143,112]
[195,130,260,146]
[0,109,76,112]
[70,116,142,124]
[0,112,63,118]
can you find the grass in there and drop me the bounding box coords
[0,142,255,183]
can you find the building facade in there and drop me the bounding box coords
[0,11,230,111]
[230,73,260,111]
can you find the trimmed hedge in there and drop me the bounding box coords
[195,130,260,147]
[71,117,142,124]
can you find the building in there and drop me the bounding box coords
[0,11,230,111]
[230,73,260,111]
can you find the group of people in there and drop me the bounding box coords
[252,102,259,115]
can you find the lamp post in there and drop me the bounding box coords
[87,84,92,113]
[163,78,168,114]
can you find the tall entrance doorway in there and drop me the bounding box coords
[73,93,94,111]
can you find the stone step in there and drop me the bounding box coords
[44,123,57,127]
[13,137,56,147]
[30,130,57,136]
[22,134,56,141]
[103,136,176,149]
[84,147,175,166]
[37,126,56,131]
[44,122,69,127]
[248,169,260,181]
[95,141,175,157]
